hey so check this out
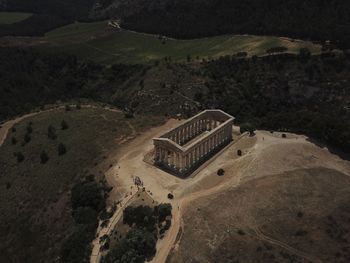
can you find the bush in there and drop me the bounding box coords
[71,181,104,212]
[58,143,67,155]
[156,203,172,222]
[48,125,57,140]
[237,149,242,156]
[40,150,49,164]
[60,225,96,263]
[26,124,33,134]
[282,133,287,138]
[237,229,245,235]
[299,48,311,61]
[11,137,17,145]
[16,152,24,163]
[102,228,157,263]
[167,193,174,199]
[217,168,225,176]
[240,123,256,136]
[61,120,69,130]
[24,133,31,143]
[72,206,98,225]
[65,105,71,111]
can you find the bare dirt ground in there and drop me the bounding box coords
[90,118,350,263]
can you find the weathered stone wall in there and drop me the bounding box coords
[153,110,234,176]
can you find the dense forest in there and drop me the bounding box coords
[120,0,350,48]
[1,0,350,49]
[0,0,95,36]
[1,47,349,153]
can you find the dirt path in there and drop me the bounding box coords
[253,227,323,263]
[90,189,138,263]
[90,121,350,263]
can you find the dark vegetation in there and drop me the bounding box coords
[0,0,96,37]
[120,0,350,49]
[200,52,350,153]
[61,176,108,263]
[102,204,172,263]
[1,47,350,154]
[0,48,145,121]
[0,107,153,263]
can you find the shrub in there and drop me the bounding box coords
[76,104,81,110]
[65,105,71,111]
[237,229,245,235]
[240,123,256,136]
[6,182,11,189]
[217,168,225,176]
[48,125,57,140]
[71,181,104,212]
[11,127,16,132]
[24,133,31,143]
[282,133,287,138]
[58,143,67,155]
[237,149,242,156]
[61,120,69,130]
[299,48,311,61]
[156,203,172,222]
[60,225,95,263]
[167,193,174,199]
[40,150,49,164]
[11,137,17,145]
[16,152,24,163]
[72,207,98,225]
[26,125,33,134]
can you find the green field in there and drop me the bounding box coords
[45,21,321,64]
[45,21,107,38]
[0,12,32,24]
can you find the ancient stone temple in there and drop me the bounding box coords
[153,110,234,176]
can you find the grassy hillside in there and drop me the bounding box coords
[168,168,350,262]
[0,106,163,263]
[0,12,32,24]
[43,21,321,64]
[45,20,108,38]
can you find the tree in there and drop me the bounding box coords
[24,133,31,143]
[240,123,256,136]
[217,168,225,176]
[71,181,104,212]
[26,124,33,134]
[72,206,98,225]
[48,125,57,140]
[299,48,311,61]
[61,120,69,130]
[16,152,24,163]
[58,143,67,155]
[40,150,49,164]
[156,203,172,222]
